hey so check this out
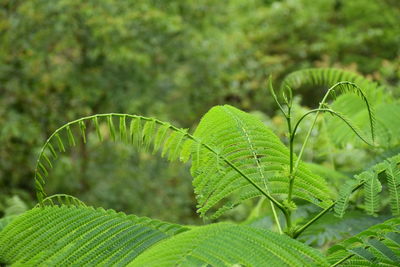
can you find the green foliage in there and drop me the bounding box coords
[131,223,328,266]
[298,211,389,248]
[385,158,400,216]
[0,66,395,265]
[327,217,400,266]
[34,114,193,203]
[191,105,332,218]
[0,205,329,266]
[0,0,399,264]
[282,68,385,99]
[335,153,400,217]
[282,68,400,148]
[0,206,187,266]
[1,0,399,223]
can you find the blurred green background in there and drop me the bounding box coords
[1,0,399,225]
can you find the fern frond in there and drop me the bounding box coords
[0,216,16,232]
[34,113,194,203]
[297,211,389,247]
[282,68,384,98]
[334,179,360,218]
[334,153,400,217]
[191,105,333,218]
[0,206,187,266]
[282,68,377,138]
[327,217,400,266]
[34,194,86,207]
[293,108,374,146]
[384,156,400,216]
[131,223,329,266]
[362,172,382,216]
[285,68,400,148]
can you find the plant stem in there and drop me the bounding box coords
[293,202,335,239]
[270,201,283,234]
[286,113,294,230]
[293,182,365,238]
[331,254,354,267]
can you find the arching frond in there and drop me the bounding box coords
[131,223,329,267]
[34,194,86,208]
[293,107,374,146]
[281,68,384,99]
[384,156,400,216]
[327,98,400,148]
[191,105,333,218]
[327,217,400,266]
[34,113,194,203]
[0,206,188,266]
[334,153,400,217]
[283,69,376,144]
[282,67,400,148]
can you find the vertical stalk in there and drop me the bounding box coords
[292,91,331,177]
[286,113,294,230]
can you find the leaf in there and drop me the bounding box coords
[384,158,400,216]
[142,119,156,151]
[191,105,332,218]
[107,116,116,141]
[92,116,103,141]
[334,179,359,218]
[131,223,328,267]
[327,217,400,266]
[334,153,400,217]
[362,172,382,216]
[0,206,187,266]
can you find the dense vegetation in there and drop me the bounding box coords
[1,68,400,265]
[0,0,399,266]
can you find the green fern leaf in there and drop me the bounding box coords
[327,217,400,266]
[92,116,103,141]
[384,157,400,216]
[107,115,116,141]
[129,116,142,147]
[283,68,400,148]
[0,206,187,266]
[362,172,382,216]
[191,105,332,218]
[119,115,127,142]
[282,68,384,99]
[130,223,328,266]
[334,179,359,218]
[297,210,388,247]
[79,120,87,143]
[142,119,156,150]
[35,194,86,207]
[33,114,194,202]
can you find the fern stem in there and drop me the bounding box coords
[270,77,295,231]
[293,182,365,239]
[270,202,283,234]
[330,254,355,267]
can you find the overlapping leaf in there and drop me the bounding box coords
[335,154,400,217]
[191,105,333,218]
[0,206,187,266]
[131,223,328,266]
[327,217,400,266]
